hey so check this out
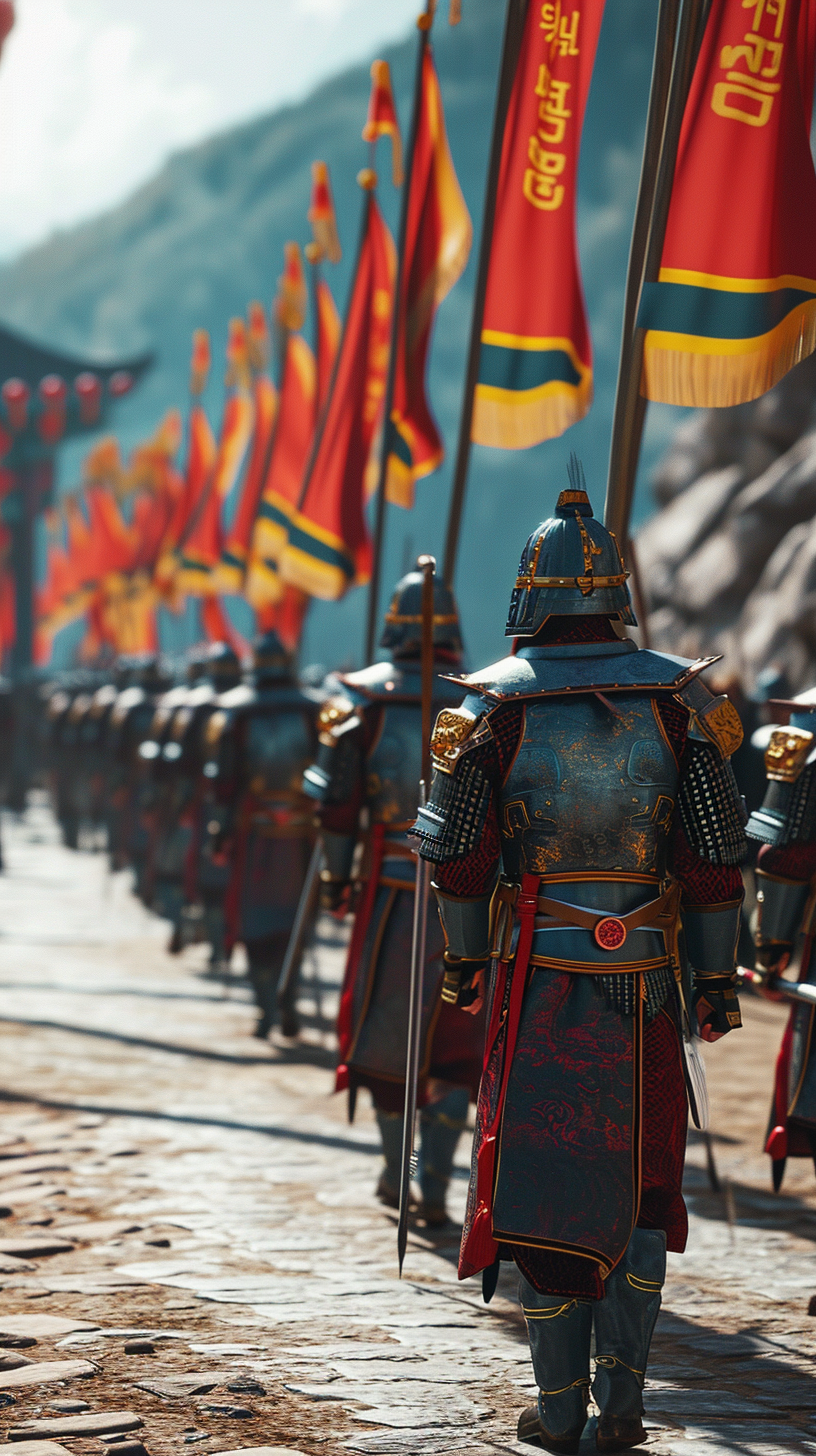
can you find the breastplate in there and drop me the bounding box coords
[499,693,678,881]
[244,708,312,798]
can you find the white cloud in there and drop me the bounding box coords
[0,0,419,257]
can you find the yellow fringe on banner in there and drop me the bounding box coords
[472,375,593,451]
[642,298,816,408]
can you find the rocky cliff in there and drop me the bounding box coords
[637,355,816,700]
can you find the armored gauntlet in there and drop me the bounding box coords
[441,952,485,1007]
[684,899,743,1037]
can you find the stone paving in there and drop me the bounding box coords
[0,800,813,1454]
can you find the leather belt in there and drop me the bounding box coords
[496,878,680,954]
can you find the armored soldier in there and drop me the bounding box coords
[413,480,746,1452]
[104,655,168,887]
[747,688,816,1189]
[81,678,123,847]
[303,566,486,1227]
[202,630,319,1037]
[44,673,105,849]
[44,678,83,848]
[138,644,242,946]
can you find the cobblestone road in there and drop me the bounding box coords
[0,801,814,1456]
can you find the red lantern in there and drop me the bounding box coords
[37,375,67,445]
[2,377,28,431]
[108,370,133,398]
[74,371,102,426]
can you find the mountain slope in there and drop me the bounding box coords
[0,0,660,668]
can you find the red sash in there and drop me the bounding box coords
[335,823,386,1093]
[459,871,539,1279]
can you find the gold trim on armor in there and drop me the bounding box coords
[513,572,629,591]
[529,955,670,973]
[765,725,814,781]
[383,611,459,625]
[626,1273,661,1292]
[692,695,744,758]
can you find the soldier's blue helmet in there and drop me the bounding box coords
[252,629,294,683]
[766,686,816,734]
[205,640,242,688]
[380,561,463,658]
[505,457,636,637]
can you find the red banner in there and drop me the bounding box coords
[639,0,816,405]
[244,332,317,610]
[385,39,472,509]
[472,0,605,448]
[280,190,396,599]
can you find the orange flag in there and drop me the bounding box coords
[280,185,396,599]
[363,61,404,185]
[385,37,472,508]
[155,331,216,603]
[315,275,341,416]
[275,243,308,334]
[176,319,255,597]
[245,331,317,609]
[218,302,278,592]
[308,161,342,265]
[306,162,343,414]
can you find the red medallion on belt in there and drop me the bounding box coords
[594,916,627,951]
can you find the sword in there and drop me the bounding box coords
[737,965,816,1006]
[276,837,323,1017]
[397,554,436,1277]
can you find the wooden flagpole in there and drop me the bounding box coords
[441,0,528,587]
[364,4,435,666]
[603,0,711,549]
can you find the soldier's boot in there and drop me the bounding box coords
[374,1107,404,1208]
[592,1228,666,1452]
[416,1085,470,1227]
[517,1280,592,1453]
[245,943,273,1038]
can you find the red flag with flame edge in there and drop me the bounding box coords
[36,418,183,662]
[363,61,404,185]
[244,332,317,609]
[309,161,342,266]
[280,190,396,599]
[385,40,472,508]
[175,318,255,597]
[472,0,606,448]
[315,277,341,415]
[218,302,278,592]
[243,333,317,608]
[638,0,816,405]
[155,330,216,604]
[307,163,343,412]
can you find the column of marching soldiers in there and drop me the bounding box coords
[37,490,816,1453]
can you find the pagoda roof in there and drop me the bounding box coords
[0,320,153,448]
[0,319,152,391]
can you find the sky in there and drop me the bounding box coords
[0,0,421,259]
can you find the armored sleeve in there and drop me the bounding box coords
[673,678,748,868]
[662,685,745,987]
[415,699,524,962]
[302,696,365,809]
[747,727,816,952]
[302,694,370,891]
[200,709,239,804]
